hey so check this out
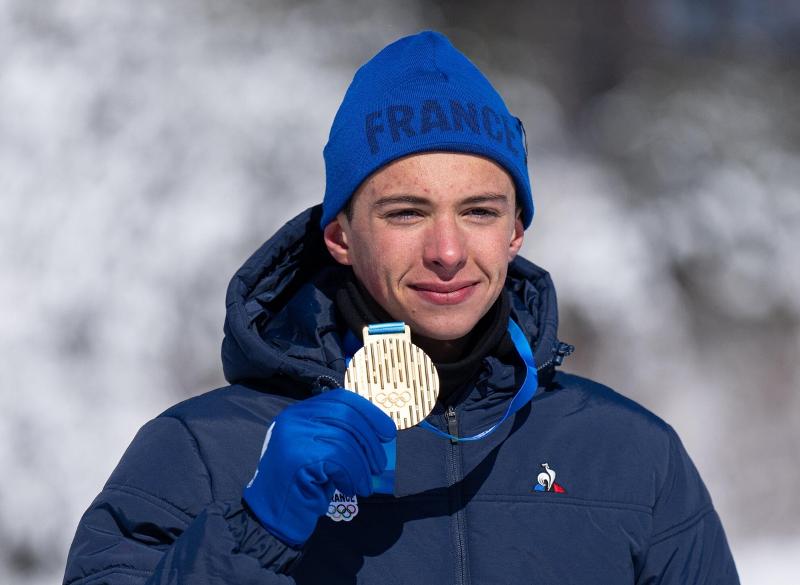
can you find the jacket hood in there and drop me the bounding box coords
[222,205,563,394]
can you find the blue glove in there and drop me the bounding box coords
[243,389,397,546]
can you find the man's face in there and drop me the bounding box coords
[324,152,524,342]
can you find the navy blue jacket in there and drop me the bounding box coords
[64,206,739,584]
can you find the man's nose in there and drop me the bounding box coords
[422,215,467,277]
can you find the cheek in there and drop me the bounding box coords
[354,259,383,292]
[347,233,399,294]
[355,230,417,273]
[475,237,513,275]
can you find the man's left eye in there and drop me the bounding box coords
[466,208,500,218]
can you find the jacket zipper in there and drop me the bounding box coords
[445,405,470,585]
[446,405,459,444]
[536,341,575,372]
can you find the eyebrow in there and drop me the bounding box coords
[372,195,430,208]
[372,193,511,208]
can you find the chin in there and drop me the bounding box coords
[410,316,478,342]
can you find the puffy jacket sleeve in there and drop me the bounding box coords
[63,416,302,584]
[635,427,739,585]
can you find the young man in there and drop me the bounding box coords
[64,31,739,584]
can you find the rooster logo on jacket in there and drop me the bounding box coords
[533,463,566,493]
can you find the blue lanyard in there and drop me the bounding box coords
[343,318,538,441]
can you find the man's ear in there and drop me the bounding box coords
[323,215,352,266]
[507,212,524,262]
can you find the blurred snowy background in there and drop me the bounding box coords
[1,0,798,582]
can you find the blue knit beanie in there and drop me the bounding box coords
[321,31,533,229]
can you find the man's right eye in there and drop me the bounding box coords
[384,209,422,221]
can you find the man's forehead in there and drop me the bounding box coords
[359,152,513,195]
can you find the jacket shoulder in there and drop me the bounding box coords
[89,384,294,519]
[154,384,298,500]
[541,371,710,510]
[159,383,294,426]
[550,370,673,436]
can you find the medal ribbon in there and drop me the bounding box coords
[343,319,538,493]
[417,318,538,442]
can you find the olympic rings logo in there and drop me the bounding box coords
[374,391,412,408]
[327,502,358,521]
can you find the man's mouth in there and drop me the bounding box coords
[409,281,479,305]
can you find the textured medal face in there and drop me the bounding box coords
[344,325,439,430]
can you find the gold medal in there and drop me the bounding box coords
[344,324,439,430]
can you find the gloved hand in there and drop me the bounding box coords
[243,389,397,546]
